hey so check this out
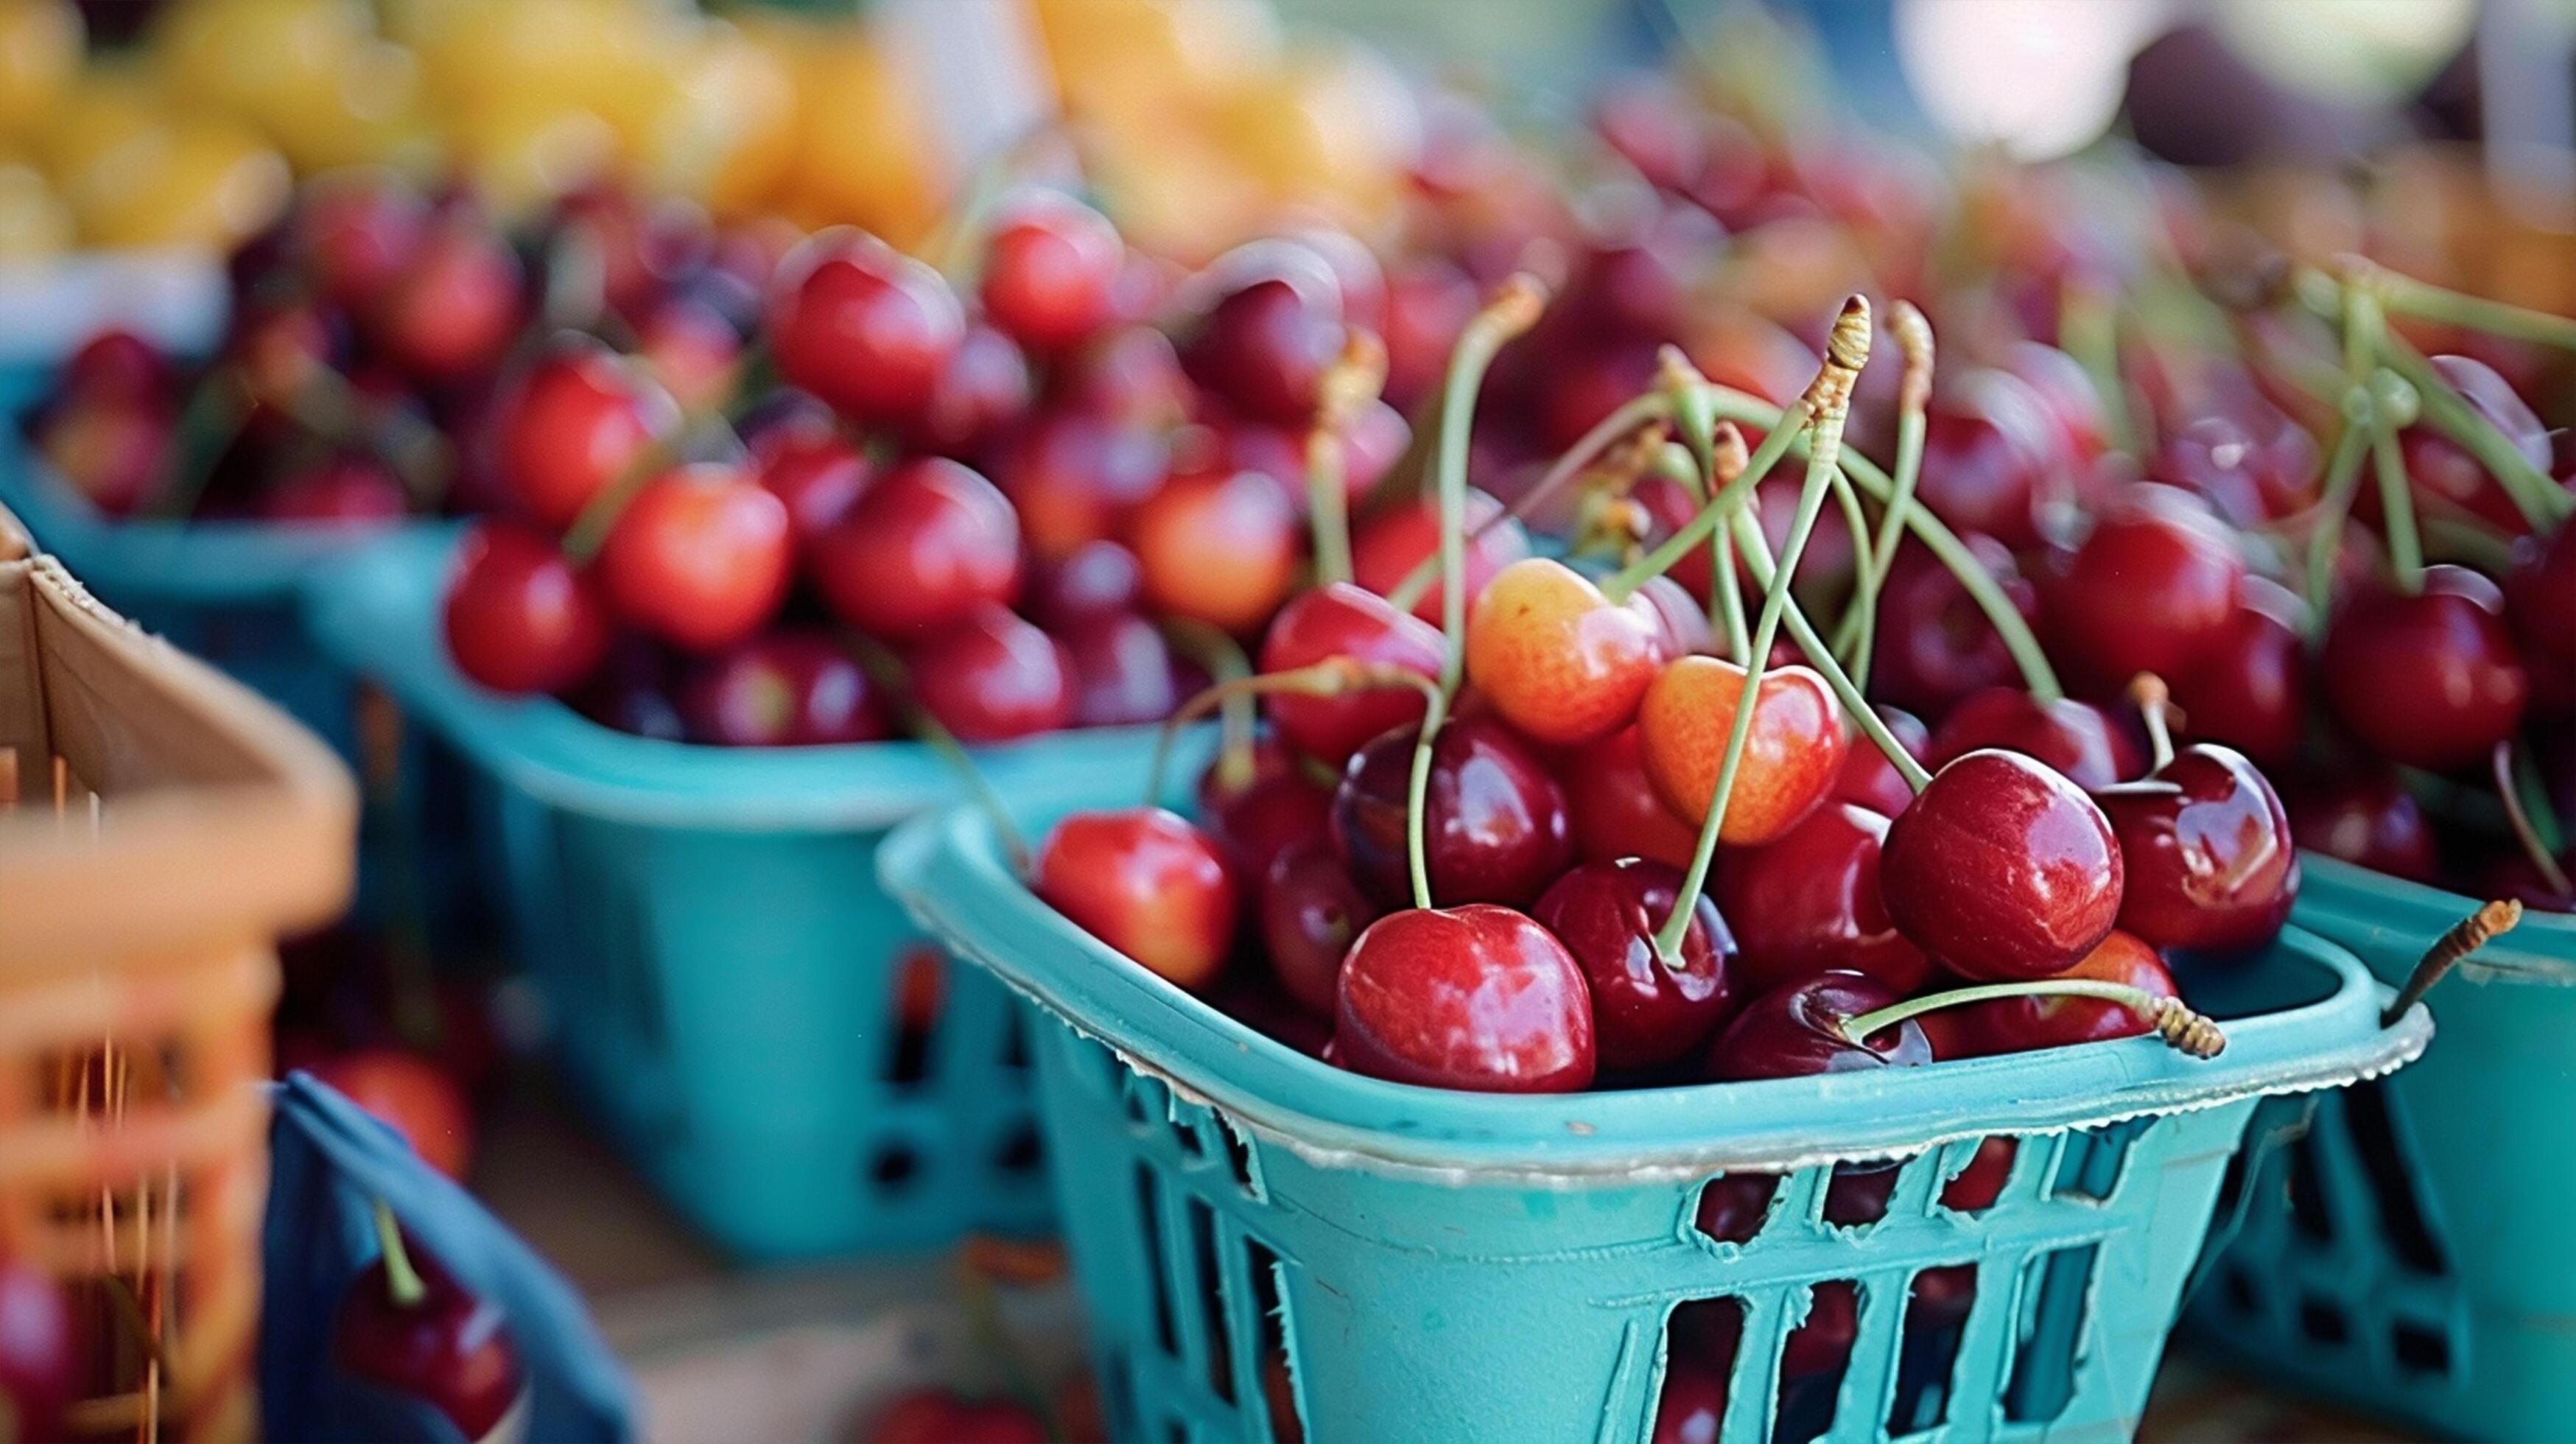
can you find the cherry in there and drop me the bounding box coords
[1380,256,1479,411]
[1928,687,2141,791]
[769,230,965,427]
[755,432,874,542]
[1261,835,1381,1017]
[980,191,1125,353]
[1333,715,1573,909]
[863,1388,1050,1444]
[0,1254,78,1444]
[491,339,671,531]
[1568,725,1702,871]
[2152,406,2318,525]
[312,1049,474,1180]
[1215,400,1409,502]
[1954,930,2177,1056]
[1833,706,1929,819]
[2397,354,2552,533]
[259,455,409,525]
[1129,466,1300,634]
[1717,802,1930,995]
[57,329,174,403]
[1350,488,1534,625]
[681,631,891,746]
[1704,971,1931,1080]
[1052,324,1190,427]
[1333,905,1596,1092]
[812,457,1022,639]
[334,1211,524,1440]
[2507,527,2576,683]
[2288,769,2438,884]
[1258,582,1445,765]
[596,463,793,653]
[1651,1362,1729,1444]
[228,299,341,400]
[2003,341,2108,466]
[1782,1281,1861,1380]
[907,603,1074,743]
[365,204,523,385]
[992,410,1169,561]
[1880,749,2125,981]
[1028,539,1147,628]
[1638,657,1846,846]
[910,323,1033,458]
[1201,746,1334,884]
[1186,271,1344,426]
[2170,579,2309,769]
[2321,564,2529,772]
[442,522,610,695]
[1911,372,2060,551]
[1940,1137,2017,1209]
[1466,558,1670,748]
[1059,609,1182,728]
[1034,807,1237,990]
[35,390,174,516]
[1531,858,1736,1071]
[2096,743,2297,954]
[2039,483,2244,692]
[1867,534,2037,716]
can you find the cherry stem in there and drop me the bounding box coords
[1839,981,2228,1060]
[147,370,258,521]
[1835,301,1933,690]
[371,1200,427,1309]
[1728,509,1933,793]
[1600,400,1808,603]
[2380,899,2524,1028]
[2366,263,2576,354]
[1705,422,1753,663]
[1402,684,1453,914]
[2369,424,2425,592]
[2373,325,2572,530]
[1140,660,1432,806]
[2132,673,2177,772]
[1157,617,1254,794]
[1432,276,1545,694]
[2493,741,2575,898]
[849,637,1032,875]
[1305,329,1386,586]
[2060,279,2138,457]
[2303,411,2374,622]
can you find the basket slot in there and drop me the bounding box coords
[1821,1164,1900,1230]
[1775,1281,1858,1444]
[1717,1290,1791,1444]
[1240,1237,1304,1443]
[1185,1198,1235,1405]
[885,945,943,1087]
[2046,1119,2148,1205]
[2000,1243,2099,1424]
[1134,1165,1179,1359]
[2340,1079,2449,1278]
[1694,1174,1781,1247]
[1887,1266,1974,1436]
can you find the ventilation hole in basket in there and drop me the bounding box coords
[1889,1266,1973,1436]
[1185,1199,1235,1404]
[1774,1282,1857,1444]
[2391,1319,2451,1375]
[998,1009,1031,1070]
[992,1121,1043,1178]
[886,944,944,1087]
[2001,1244,2097,1424]
[1135,1166,1176,1356]
[1124,1073,1171,1130]
[1938,1138,2015,1214]
[1221,1121,1261,1199]
[1823,1162,1899,1228]
[867,1142,922,1195]
[1694,1174,1781,1245]
[2344,1079,2449,1277]
[2048,1118,2147,1203]
[1655,1297,1741,1444]
[1171,1112,1210,1161]
[1101,1348,1137,1440]
[2221,1265,2259,1317]
[2286,1132,2334,1244]
[2298,1297,2351,1347]
[2211,1144,2249,1223]
[1163,1417,1188,1444]
[1245,1239,1305,1443]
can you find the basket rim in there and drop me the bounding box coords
[882,797,2431,1185]
[2295,851,2576,977]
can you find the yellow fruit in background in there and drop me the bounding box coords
[0,156,72,258]
[0,0,81,139]
[446,96,619,220]
[1035,0,1274,128]
[61,111,290,250]
[152,0,382,160]
[1211,40,1417,211]
[1090,130,1266,267]
[32,69,164,180]
[639,20,795,219]
[763,19,944,248]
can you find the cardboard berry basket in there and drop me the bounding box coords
[880,791,2431,1444]
[0,523,355,1442]
[301,528,1182,1261]
[2186,853,2576,1443]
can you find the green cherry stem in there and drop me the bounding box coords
[1140,661,1438,807]
[1159,617,1255,793]
[2493,741,2575,897]
[1706,422,1753,664]
[2373,326,2572,530]
[2368,378,2426,593]
[1837,980,2227,1059]
[371,1200,427,1308]
[2368,265,2576,354]
[2303,408,2374,621]
[849,636,1032,874]
[1729,509,1933,793]
[1402,684,1453,913]
[1835,299,1934,688]
[1305,329,1387,586]
[1601,400,1810,603]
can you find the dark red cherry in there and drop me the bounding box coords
[1058,610,1182,727]
[2171,578,2309,769]
[1025,539,1145,627]
[1705,971,1931,1080]
[1651,1361,1729,1444]
[333,1219,524,1440]
[1831,706,1928,818]
[1201,749,1334,885]
[2152,404,2320,525]
[1717,802,1930,995]
[2321,564,2529,772]
[1379,256,1478,411]
[296,170,430,310]
[681,631,891,746]
[441,522,609,695]
[1530,858,1736,1072]
[491,338,673,531]
[1782,1281,1861,1380]
[1052,324,1190,427]
[35,390,173,516]
[1350,488,1534,626]
[1912,372,2060,551]
[1940,1138,2016,1208]
[56,329,173,402]
[756,433,874,542]
[2039,483,2245,692]
[980,191,1125,353]
[258,455,409,525]
[906,603,1073,743]
[1881,750,2126,981]
[1333,904,1596,1093]
[2289,769,2438,884]
[2397,354,2552,533]
[1187,272,1343,425]
[909,323,1032,457]
[2096,743,2297,953]
[366,205,523,385]
[1929,687,2142,790]
[2003,341,2107,466]
[811,457,1022,639]
[1955,930,2177,1056]
[863,1387,1050,1444]
[1260,835,1381,1017]
[2507,526,2576,683]
[1567,724,1702,871]
[1033,806,1237,989]
[1868,535,2037,717]
[596,463,793,653]
[768,230,965,426]
[1258,583,1446,765]
[991,410,1169,561]
[1332,715,1573,909]
[0,1254,78,1444]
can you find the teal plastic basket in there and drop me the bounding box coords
[2188,852,2576,1442]
[882,795,2429,1444]
[303,528,1180,1260]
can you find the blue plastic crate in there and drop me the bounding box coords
[2187,853,2576,1442]
[882,793,2429,1444]
[303,528,1184,1260]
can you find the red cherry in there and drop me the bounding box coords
[441,522,610,695]
[1881,749,2126,981]
[863,1389,1050,1444]
[1332,715,1573,909]
[1782,1280,1861,1380]
[1567,725,1702,871]
[1051,324,1190,427]
[2288,769,2438,884]
[980,191,1126,353]
[992,410,1169,561]
[2039,483,2245,691]
[1350,488,1534,625]
[1465,558,1669,748]
[226,297,340,399]
[1637,657,1847,846]
[1832,705,1928,818]
[1333,904,1596,1092]
[258,455,409,525]
[2321,564,2529,771]
[681,631,891,746]
[2003,341,2108,466]
[811,457,1022,639]
[596,463,793,653]
[1705,971,1931,1080]
[1201,746,1333,883]
[1129,466,1300,634]
[1058,609,1182,727]
[768,230,965,426]
[332,1219,524,1439]
[1912,372,2060,551]
[57,328,174,403]
[35,390,174,516]
[1928,687,2141,791]
[1260,835,1381,1016]
[1651,1362,1729,1444]
[1258,582,1445,764]
[1531,858,1736,1071]
[1380,256,1478,411]
[907,603,1073,743]
[1940,1137,2017,1208]
[2396,355,2552,533]
[1212,401,1408,502]
[756,433,874,542]
[491,340,672,531]
[0,1255,79,1444]
[312,1049,475,1179]
[1026,539,1145,628]
[2153,407,2318,525]
[2170,578,2309,769]
[633,293,743,414]
[1717,802,1930,995]
[1957,930,2177,1056]
[365,205,523,384]
[1186,273,1344,425]
[1867,534,2037,717]
[1034,807,1237,989]
[910,323,1033,458]
[2095,743,2298,954]
[2507,526,2576,683]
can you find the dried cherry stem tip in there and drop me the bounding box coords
[1839,981,2228,1060]
[2131,673,2180,771]
[371,1199,427,1308]
[2381,900,2524,1028]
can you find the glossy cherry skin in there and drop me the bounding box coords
[1466,558,1670,748]
[0,1253,78,1443]
[2289,770,2439,884]
[1186,273,1343,425]
[863,1388,1050,1444]
[1718,803,1931,995]
[312,1049,475,1180]
[2039,483,2244,692]
[1201,749,1335,885]
[2398,354,2552,533]
[769,230,965,426]
[1333,715,1573,909]
[441,522,610,695]
[681,631,892,746]
[992,410,1168,561]
[1704,971,1932,1081]
[1026,539,1145,627]
[910,324,1032,457]
[366,207,523,385]
[1881,749,2126,981]
[259,455,410,525]
[756,433,874,542]
[333,1222,524,1439]
[2321,564,2530,771]
[1833,706,1929,819]
[980,191,1125,353]
[597,463,793,653]
[2096,743,2297,953]
[2154,406,2320,525]
[1058,609,1182,728]
[811,457,1022,639]
[1929,687,2142,791]
[1258,582,1445,764]
[1531,858,1736,1071]
[1129,467,1301,634]
[1952,930,2177,1057]
[2507,527,2576,684]
[2171,579,2309,769]
[907,603,1074,743]
[1260,835,1381,1017]
[1869,534,2038,717]
[1333,904,1597,1092]
[1912,374,2060,551]
[1568,725,1702,870]
[1350,488,1534,626]
[1638,657,1847,846]
[1034,807,1237,990]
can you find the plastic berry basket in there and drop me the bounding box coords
[301,527,1182,1261]
[2185,852,2576,1442]
[881,792,2430,1444]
